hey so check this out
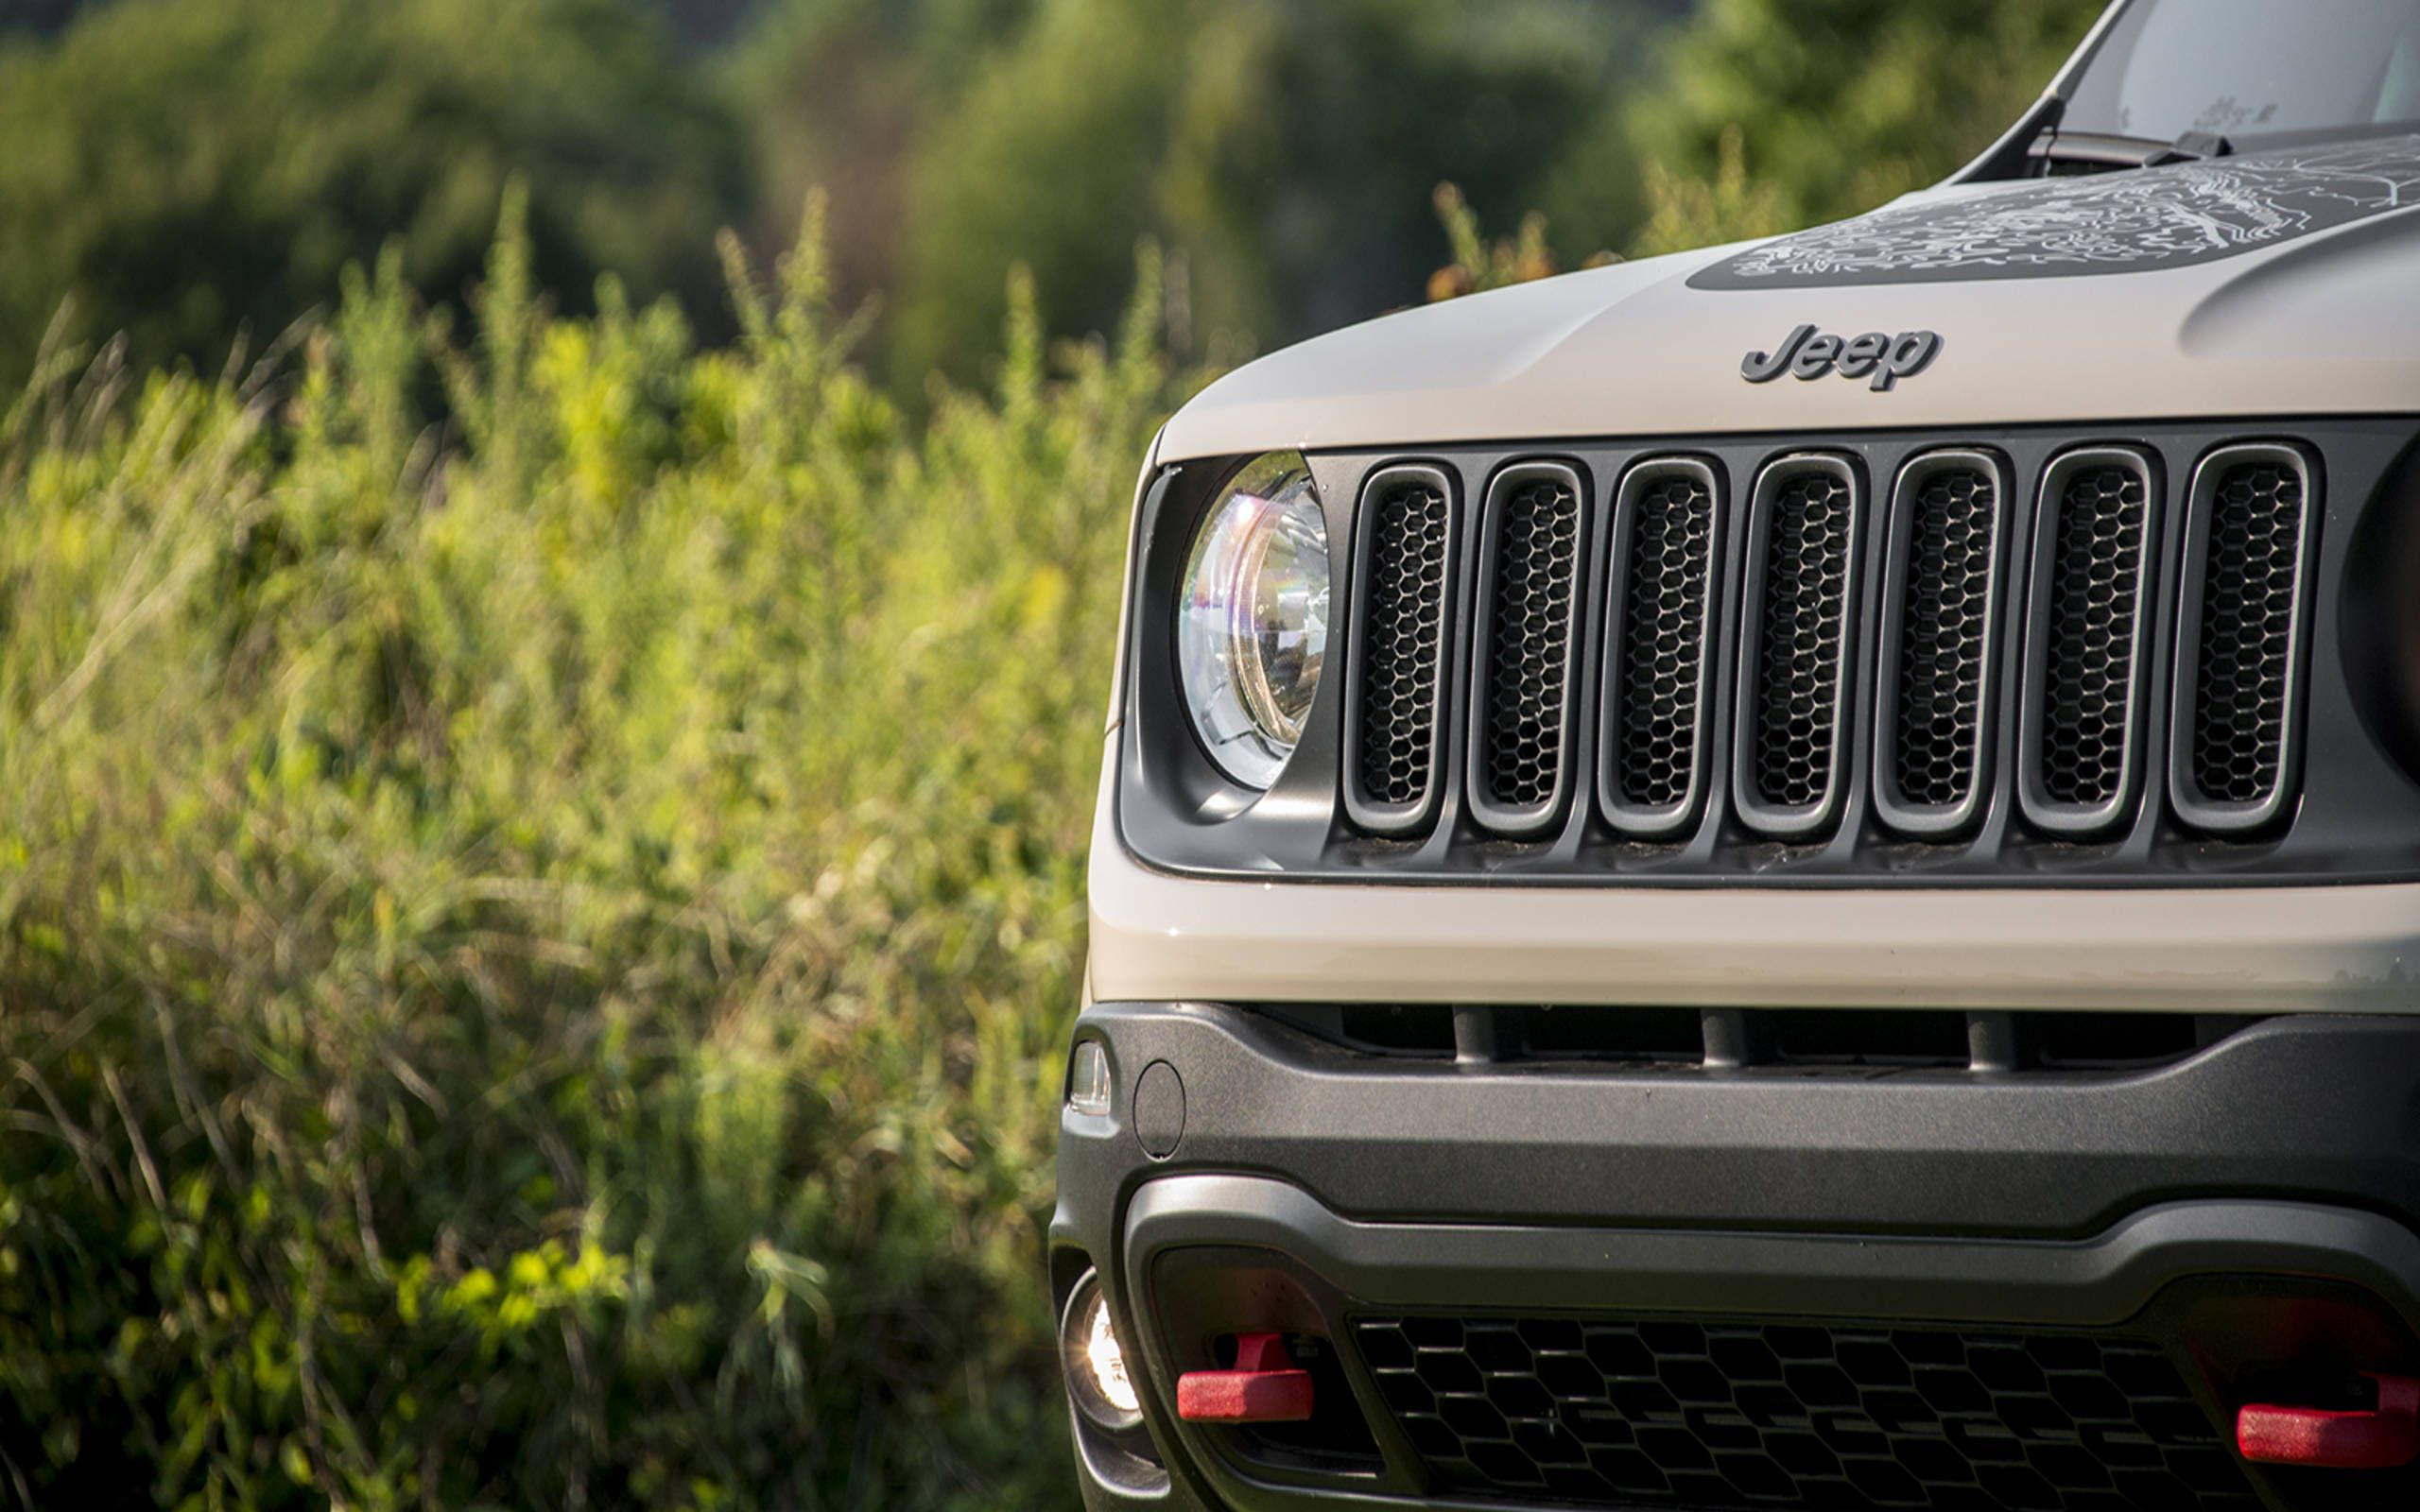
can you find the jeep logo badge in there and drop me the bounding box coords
[1742,323,1942,391]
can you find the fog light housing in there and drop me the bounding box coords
[1061,1270,1144,1434]
[1067,1040,1112,1117]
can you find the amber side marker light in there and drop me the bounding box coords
[2237,1372,2420,1469]
[1176,1333,1316,1424]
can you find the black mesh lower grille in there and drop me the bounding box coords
[1610,472,1716,816]
[1748,471,1855,817]
[1892,468,1996,815]
[1480,474,1582,815]
[1355,1314,2261,1511]
[2038,465,2149,812]
[1356,478,1452,812]
[2191,460,2304,808]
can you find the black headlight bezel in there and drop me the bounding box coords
[1120,454,1363,854]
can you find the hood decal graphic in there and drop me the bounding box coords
[1691,133,2420,289]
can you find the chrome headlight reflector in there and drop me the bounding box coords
[1176,452,1330,787]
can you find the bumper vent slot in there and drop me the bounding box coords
[1600,459,1721,838]
[1253,1005,2253,1074]
[1875,454,2005,836]
[2171,445,2318,833]
[1468,463,1587,835]
[2021,449,2158,837]
[1734,456,1861,839]
[1353,1314,2262,1510]
[1343,465,1457,833]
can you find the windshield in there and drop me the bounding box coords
[2065,0,2420,145]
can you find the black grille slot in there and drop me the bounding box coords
[2024,452,2155,835]
[1736,460,1859,837]
[1602,461,1720,836]
[2175,448,2314,832]
[1346,467,1454,830]
[1471,465,1585,832]
[1355,1314,2260,1511]
[1876,456,2002,835]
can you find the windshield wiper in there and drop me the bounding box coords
[2031,128,2234,172]
[2148,129,2235,163]
[1956,95,2243,186]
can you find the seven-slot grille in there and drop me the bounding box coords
[1339,443,2318,847]
[1352,1312,2261,1511]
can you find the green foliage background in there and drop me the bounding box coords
[0,196,1173,1506]
[0,0,745,392]
[0,0,2104,395]
[0,0,2107,1505]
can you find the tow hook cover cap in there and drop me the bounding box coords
[1132,1060,1184,1159]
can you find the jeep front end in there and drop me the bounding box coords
[1053,3,2420,1509]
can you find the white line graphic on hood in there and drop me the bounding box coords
[1691,133,2420,289]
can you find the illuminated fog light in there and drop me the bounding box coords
[1083,1296,1138,1412]
[1067,1040,1113,1117]
[1061,1271,1144,1433]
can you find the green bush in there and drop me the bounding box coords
[0,192,1183,1508]
[732,0,1661,389]
[0,0,743,391]
[1624,0,2104,235]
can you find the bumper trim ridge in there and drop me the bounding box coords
[1124,1177,2420,1330]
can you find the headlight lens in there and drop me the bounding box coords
[1176,453,1330,787]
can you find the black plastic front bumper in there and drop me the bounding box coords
[1049,1005,2420,1512]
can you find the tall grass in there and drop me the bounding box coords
[0,190,1183,1510]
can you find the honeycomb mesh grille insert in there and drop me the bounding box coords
[2038,465,2149,811]
[1479,474,1583,815]
[1355,479,1452,812]
[1749,472,1856,816]
[2190,461,2304,808]
[1355,1314,2262,1511]
[1611,473,1716,814]
[1891,468,1996,814]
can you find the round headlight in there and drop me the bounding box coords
[1176,453,1330,787]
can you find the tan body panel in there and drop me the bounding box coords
[1086,736,2420,1013]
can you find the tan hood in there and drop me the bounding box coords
[1157,135,2420,464]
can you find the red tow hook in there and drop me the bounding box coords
[1176,1332,1316,1423]
[2238,1373,2420,1469]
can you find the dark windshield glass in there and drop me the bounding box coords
[2066,0,2420,144]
